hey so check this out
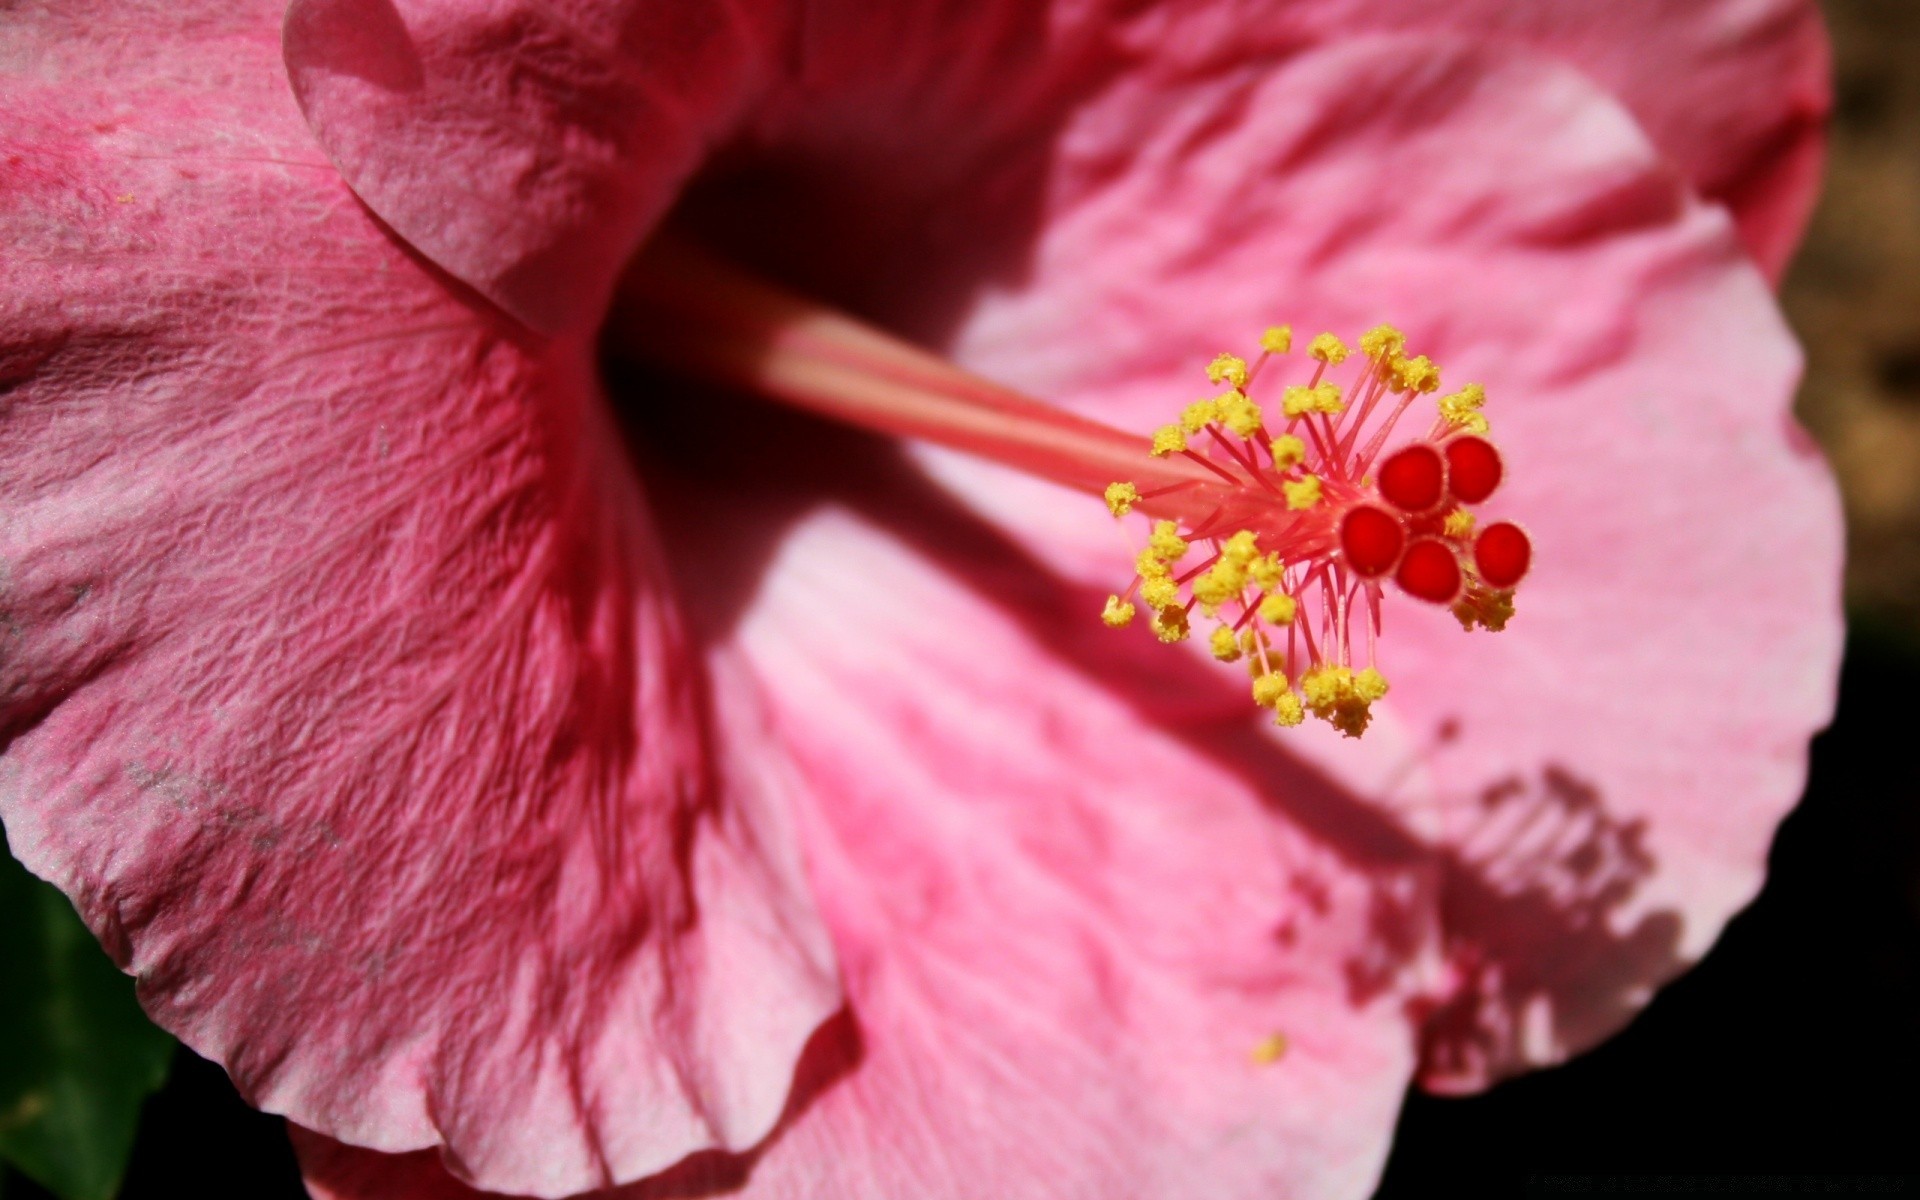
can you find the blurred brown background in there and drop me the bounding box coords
[1788,0,1920,634]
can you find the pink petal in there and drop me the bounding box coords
[1107,0,1831,281]
[283,0,1822,340]
[297,493,1444,1199]
[282,0,789,333]
[916,34,1843,1085]
[0,10,837,1196]
[291,31,1837,1200]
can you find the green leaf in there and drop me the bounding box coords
[0,836,174,1200]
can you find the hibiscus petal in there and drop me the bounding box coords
[824,34,1838,1087]
[282,0,790,333]
[0,9,838,1196]
[1107,0,1831,281]
[284,0,1823,342]
[297,481,1446,1198]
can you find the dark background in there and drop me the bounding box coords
[8,0,1918,1196]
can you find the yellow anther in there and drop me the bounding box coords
[1151,424,1187,456]
[1438,383,1488,433]
[1269,433,1306,469]
[1181,398,1220,433]
[1260,326,1293,354]
[1248,552,1284,592]
[1141,575,1179,608]
[1452,585,1515,633]
[1442,508,1476,539]
[1251,672,1290,708]
[1101,595,1136,628]
[1359,324,1406,362]
[1283,475,1323,510]
[1354,667,1389,703]
[1193,559,1248,612]
[1136,549,1170,579]
[1301,665,1381,738]
[1273,692,1305,727]
[1389,354,1440,394]
[1148,520,1189,561]
[1104,481,1140,518]
[1258,592,1297,625]
[1209,626,1241,662]
[1288,382,1342,416]
[1207,353,1250,389]
[1150,605,1190,644]
[1220,392,1264,438]
[1308,333,1349,365]
[1222,530,1260,563]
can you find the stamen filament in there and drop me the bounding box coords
[607,235,1224,507]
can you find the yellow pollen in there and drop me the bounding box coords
[1359,324,1406,362]
[1283,475,1323,510]
[1248,552,1284,592]
[1181,398,1220,433]
[1150,604,1190,644]
[1452,585,1515,633]
[1438,383,1488,433]
[1287,382,1343,417]
[1308,332,1349,365]
[1148,520,1190,561]
[1104,481,1139,517]
[1219,392,1264,437]
[1389,354,1440,394]
[1260,326,1293,354]
[1193,562,1246,612]
[1250,1031,1289,1065]
[1442,508,1476,539]
[1222,530,1260,563]
[1150,424,1187,457]
[1258,592,1297,625]
[1207,353,1250,389]
[1209,626,1241,662]
[1273,693,1305,727]
[1269,433,1306,469]
[1251,672,1290,708]
[1354,667,1389,702]
[1102,595,1135,628]
[1140,575,1179,608]
[1137,550,1171,580]
[1301,665,1386,738]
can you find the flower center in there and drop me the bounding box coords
[606,237,1529,739]
[1096,327,1529,737]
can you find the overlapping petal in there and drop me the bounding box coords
[0,6,837,1196]
[284,0,1827,333]
[286,27,1839,1200]
[890,34,1843,1085]
[0,0,1841,1198]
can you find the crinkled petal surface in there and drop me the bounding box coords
[0,5,840,1197]
[284,0,1827,335]
[288,25,1837,1200]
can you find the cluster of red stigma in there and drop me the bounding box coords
[1100,325,1530,737]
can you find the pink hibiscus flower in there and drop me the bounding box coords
[0,0,1839,1197]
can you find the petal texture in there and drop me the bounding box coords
[0,5,837,1195]
[283,0,1824,336]
[910,35,1844,1085]
[282,0,790,332]
[299,491,1443,1200]
[291,27,1840,1200]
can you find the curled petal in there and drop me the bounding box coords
[0,11,837,1196]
